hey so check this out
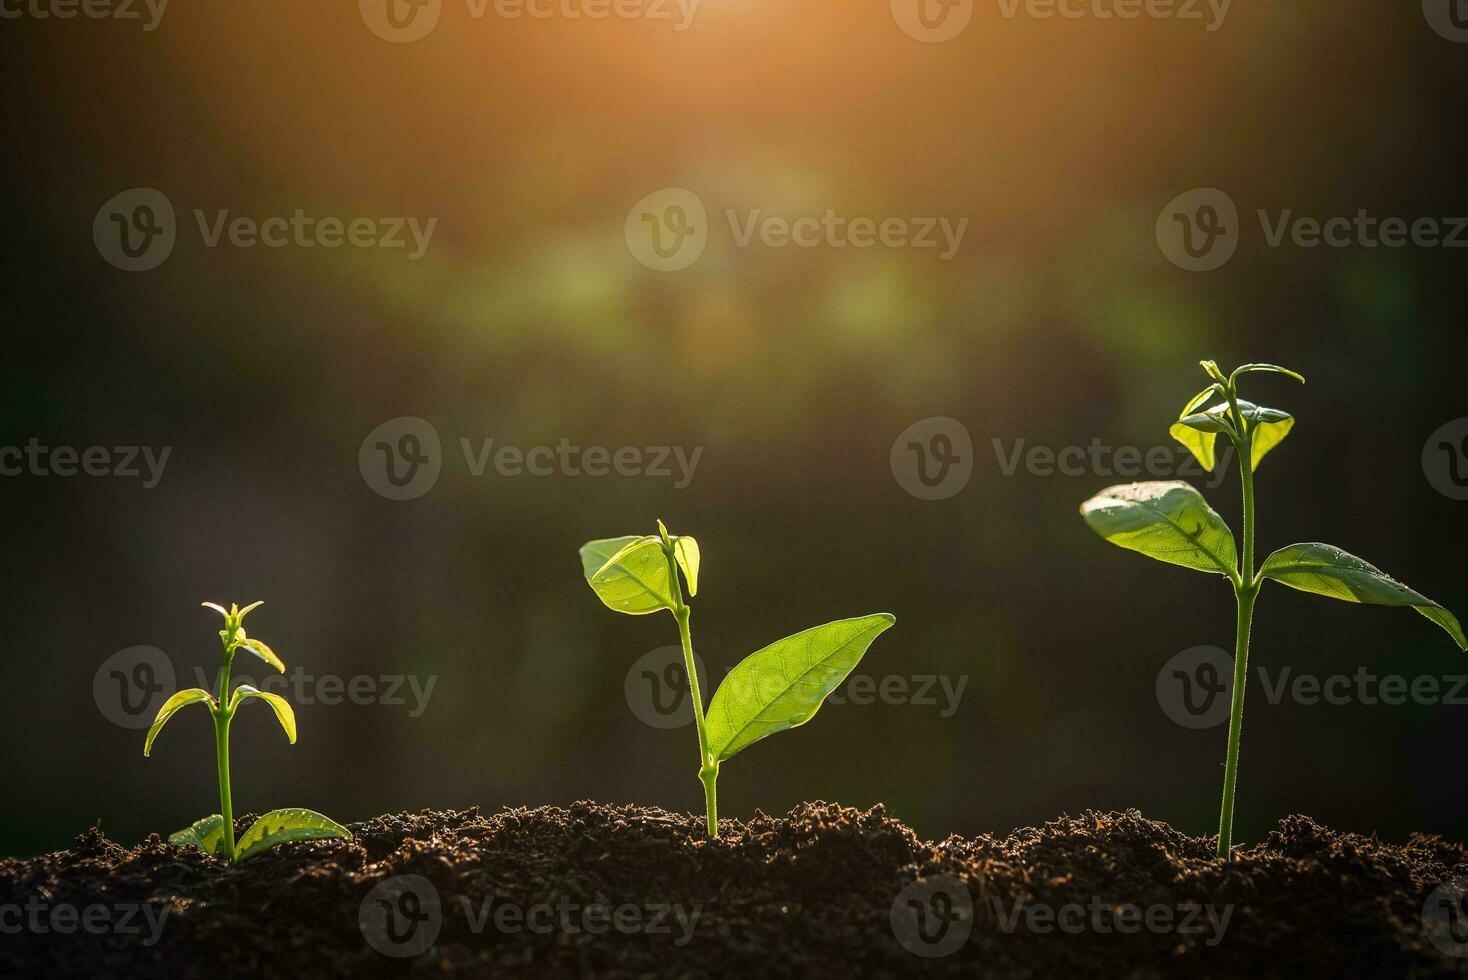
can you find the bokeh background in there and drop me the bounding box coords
[2,1,1465,858]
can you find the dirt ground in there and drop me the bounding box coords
[3,801,1466,978]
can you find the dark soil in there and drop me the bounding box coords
[2,802,1466,978]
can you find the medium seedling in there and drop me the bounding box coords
[580,521,895,837]
[143,601,352,862]
[1081,361,1466,860]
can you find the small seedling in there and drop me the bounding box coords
[143,601,352,862]
[580,521,895,837]
[1081,361,1466,860]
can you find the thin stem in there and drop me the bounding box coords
[662,544,720,837]
[1216,584,1256,860]
[214,633,237,861]
[1216,391,1258,861]
[214,709,236,861]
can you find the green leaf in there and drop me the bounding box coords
[1229,363,1306,385]
[1260,543,1467,650]
[673,535,701,597]
[168,814,228,856]
[144,688,216,757]
[1200,359,1227,384]
[1169,421,1219,472]
[236,600,265,621]
[580,535,676,615]
[1175,400,1295,472]
[202,601,230,620]
[1247,413,1295,470]
[229,685,297,744]
[1080,481,1238,577]
[235,635,285,673]
[235,808,352,861]
[705,614,896,763]
[579,535,645,580]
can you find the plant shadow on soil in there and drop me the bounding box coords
[2,802,1466,978]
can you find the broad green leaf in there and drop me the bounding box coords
[1169,421,1218,472]
[236,635,285,673]
[1247,413,1295,470]
[1080,481,1237,577]
[581,535,676,615]
[235,808,352,861]
[579,535,646,580]
[144,688,215,756]
[705,614,896,763]
[229,685,297,743]
[673,536,701,597]
[1229,363,1306,385]
[169,814,228,856]
[1260,543,1467,650]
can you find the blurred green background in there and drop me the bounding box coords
[2,1,1465,857]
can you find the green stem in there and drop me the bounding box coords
[1216,393,1258,861]
[214,709,236,861]
[662,543,719,837]
[1216,584,1256,860]
[214,638,237,861]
